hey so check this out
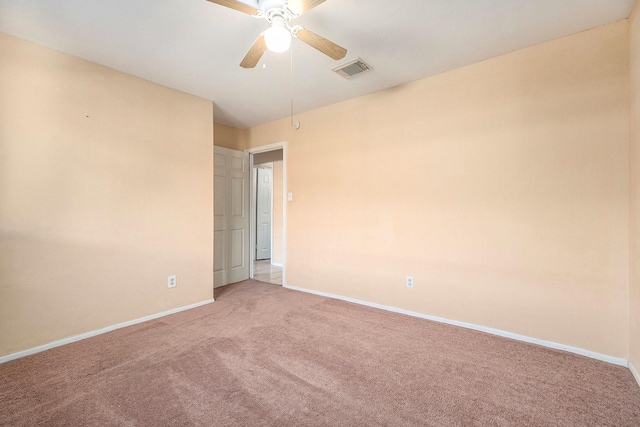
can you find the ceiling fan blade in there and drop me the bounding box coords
[206,0,259,15]
[286,0,326,15]
[240,34,267,68]
[295,28,347,60]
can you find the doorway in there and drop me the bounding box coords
[248,143,287,286]
[255,166,273,261]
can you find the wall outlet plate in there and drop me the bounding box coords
[168,275,177,289]
[406,276,414,288]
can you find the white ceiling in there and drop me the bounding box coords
[0,0,634,128]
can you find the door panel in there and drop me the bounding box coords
[214,146,250,287]
[231,229,244,268]
[231,178,244,217]
[214,178,225,216]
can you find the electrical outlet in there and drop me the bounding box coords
[168,275,177,289]
[406,276,414,288]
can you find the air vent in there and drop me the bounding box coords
[332,58,372,79]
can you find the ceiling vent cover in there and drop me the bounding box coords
[332,58,372,79]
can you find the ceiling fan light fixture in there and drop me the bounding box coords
[264,23,291,53]
[207,0,346,68]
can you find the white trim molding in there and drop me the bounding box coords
[285,284,629,367]
[0,299,215,365]
[246,141,287,155]
[630,362,640,388]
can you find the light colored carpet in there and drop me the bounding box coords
[1,279,639,426]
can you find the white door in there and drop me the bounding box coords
[214,146,250,288]
[256,167,272,260]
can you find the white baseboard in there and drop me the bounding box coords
[284,285,628,367]
[271,262,283,267]
[0,299,215,365]
[630,361,640,388]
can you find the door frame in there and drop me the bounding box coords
[247,142,288,285]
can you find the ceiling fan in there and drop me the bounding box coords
[206,0,347,68]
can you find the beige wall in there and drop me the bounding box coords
[0,33,214,357]
[214,122,246,151]
[246,21,631,358]
[272,160,284,265]
[630,0,640,372]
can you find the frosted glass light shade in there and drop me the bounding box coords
[264,25,291,53]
